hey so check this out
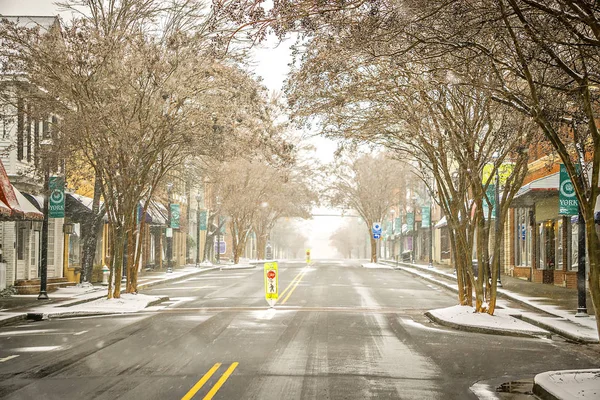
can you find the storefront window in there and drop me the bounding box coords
[68,223,81,267]
[538,222,545,269]
[556,219,563,270]
[570,219,579,271]
[514,208,532,267]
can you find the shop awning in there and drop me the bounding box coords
[0,198,11,218]
[511,173,559,207]
[434,216,447,229]
[145,200,168,226]
[12,187,43,220]
[0,158,43,220]
[66,193,107,223]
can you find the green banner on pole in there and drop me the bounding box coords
[219,216,226,234]
[406,212,414,231]
[483,184,497,220]
[395,217,401,233]
[422,207,430,228]
[170,204,180,228]
[199,211,207,230]
[48,176,65,218]
[559,164,579,215]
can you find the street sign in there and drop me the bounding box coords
[264,261,279,307]
[214,240,226,254]
[372,222,382,239]
[48,176,65,218]
[266,243,273,260]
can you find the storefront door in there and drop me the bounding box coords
[543,221,555,284]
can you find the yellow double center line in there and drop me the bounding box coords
[279,268,308,305]
[182,362,239,400]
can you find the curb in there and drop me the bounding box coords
[26,296,171,321]
[137,266,220,290]
[220,265,257,271]
[425,311,551,339]
[56,292,107,307]
[515,314,598,344]
[0,313,28,327]
[532,383,558,400]
[0,267,221,326]
[387,261,597,343]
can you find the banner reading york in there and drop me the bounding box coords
[559,164,579,216]
[48,176,65,218]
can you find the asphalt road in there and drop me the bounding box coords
[0,259,598,399]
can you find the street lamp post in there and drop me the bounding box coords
[492,152,502,287]
[196,193,202,267]
[391,209,395,262]
[166,182,173,273]
[216,197,221,264]
[37,138,53,300]
[429,202,433,268]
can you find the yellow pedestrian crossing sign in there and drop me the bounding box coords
[264,262,278,307]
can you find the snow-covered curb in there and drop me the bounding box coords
[220,264,256,270]
[362,262,394,269]
[29,293,169,319]
[426,305,551,339]
[534,370,600,400]
[385,260,598,343]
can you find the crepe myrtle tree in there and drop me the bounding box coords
[0,0,275,297]
[212,157,315,264]
[326,153,408,263]
[215,0,600,332]
[283,18,539,312]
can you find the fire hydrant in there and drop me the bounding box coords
[102,265,110,286]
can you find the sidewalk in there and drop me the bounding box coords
[0,263,221,326]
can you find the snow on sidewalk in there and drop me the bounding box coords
[534,370,600,400]
[426,305,551,338]
[389,261,598,342]
[32,293,167,318]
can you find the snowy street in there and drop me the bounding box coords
[0,260,597,399]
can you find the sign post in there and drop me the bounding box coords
[264,262,278,307]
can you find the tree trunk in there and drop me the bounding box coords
[370,236,377,263]
[585,214,600,339]
[257,234,267,260]
[111,224,125,298]
[125,211,136,293]
[80,172,104,283]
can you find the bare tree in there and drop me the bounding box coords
[327,153,406,263]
